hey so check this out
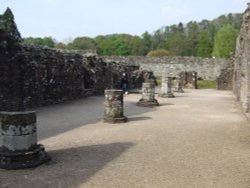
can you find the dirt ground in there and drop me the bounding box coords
[1,89,250,188]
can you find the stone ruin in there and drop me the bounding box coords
[136,82,159,107]
[0,6,242,169]
[217,58,234,90]
[0,29,144,111]
[0,111,51,169]
[233,3,250,114]
[179,71,198,89]
[159,77,175,98]
[103,89,127,123]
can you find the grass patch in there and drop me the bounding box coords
[197,80,216,89]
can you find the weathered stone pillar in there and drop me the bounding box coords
[174,76,184,93]
[0,111,51,169]
[137,82,159,107]
[158,77,168,97]
[103,90,127,123]
[159,77,175,98]
[180,71,198,89]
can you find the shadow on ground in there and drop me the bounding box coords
[37,95,156,141]
[0,142,134,188]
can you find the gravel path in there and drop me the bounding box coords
[1,89,250,188]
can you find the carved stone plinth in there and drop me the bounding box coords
[0,111,51,169]
[103,90,127,123]
[174,77,184,93]
[159,77,175,98]
[137,83,159,107]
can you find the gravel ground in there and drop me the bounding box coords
[1,89,250,188]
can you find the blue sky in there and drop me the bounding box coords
[0,0,249,42]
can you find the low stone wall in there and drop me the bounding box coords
[102,56,229,80]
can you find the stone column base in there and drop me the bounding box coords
[174,88,184,93]
[158,93,175,98]
[0,144,51,170]
[136,99,159,107]
[103,116,127,123]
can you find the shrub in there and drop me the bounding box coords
[147,49,170,57]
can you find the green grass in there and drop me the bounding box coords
[197,80,216,89]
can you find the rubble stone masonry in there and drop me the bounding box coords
[233,4,250,114]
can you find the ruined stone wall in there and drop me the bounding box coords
[0,30,142,111]
[217,59,234,90]
[0,28,233,111]
[0,47,103,111]
[0,30,113,111]
[233,4,250,113]
[102,56,229,80]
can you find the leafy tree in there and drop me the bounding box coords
[22,37,56,48]
[0,7,21,42]
[95,34,145,56]
[128,35,145,55]
[212,24,239,58]
[141,31,152,55]
[164,23,186,56]
[95,35,119,55]
[151,29,165,49]
[55,42,67,49]
[67,37,96,50]
[185,21,200,56]
[197,30,213,57]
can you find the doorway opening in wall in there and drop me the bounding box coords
[197,79,216,89]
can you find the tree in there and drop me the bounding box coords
[67,37,96,50]
[95,34,145,56]
[141,31,152,55]
[185,21,200,56]
[164,23,186,56]
[197,30,213,57]
[0,7,21,42]
[22,37,56,48]
[55,42,67,49]
[212,24,239,58]
[151,29,165,49]
[128,35,145,55]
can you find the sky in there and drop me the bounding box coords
[0,0,249,42]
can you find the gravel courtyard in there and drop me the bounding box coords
[1,89,250,188]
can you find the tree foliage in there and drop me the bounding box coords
[22,37,56,48]
[67,37,96,50]
[0,7,21,42]
[197,30,213,57]
[94,34,146,56]
[212,24,239,58]
[4,7,241,58]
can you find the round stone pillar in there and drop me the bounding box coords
[137,82,159,107]
[103,90,127,123]
[174,76,184,93]
[159,77,175,98]
[0,111,51,169]
[159,77,168,97]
